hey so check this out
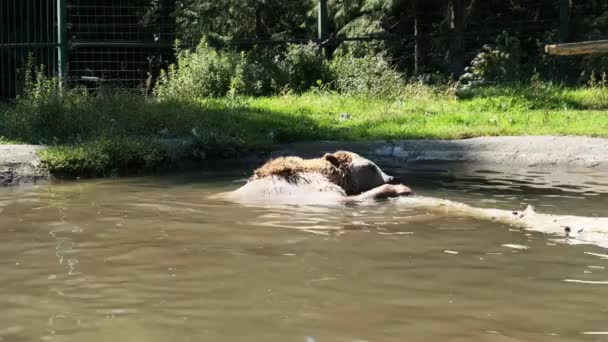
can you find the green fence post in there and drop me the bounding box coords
[57,0,68,88]
[318,0,329,42]
[318,0,329,58]
[559,0,570,43]
[558,0,570,81]
[448,0,464,78]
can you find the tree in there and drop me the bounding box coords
[173,0,312,44]
[170,0,608,82]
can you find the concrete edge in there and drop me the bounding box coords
[2,136,607,186]
[268,136,608,170]
[0,145,49,186]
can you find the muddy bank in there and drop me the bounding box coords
[2,136,608,186]
[0,145,48,186]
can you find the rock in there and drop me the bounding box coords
[392,145,409,159]
[155,138,194,156]
[339,112,351,122]
[372,144,393,156]
[0,145,48,186]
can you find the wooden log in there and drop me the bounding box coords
[545,40,608,56]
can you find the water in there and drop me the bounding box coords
[1,166,608,342]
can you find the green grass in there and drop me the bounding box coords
[0,137,21,144]
[246,88,608,140]
[37,139,174,178]
[1,83,607,177]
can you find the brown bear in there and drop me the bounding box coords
[211,151,413,205]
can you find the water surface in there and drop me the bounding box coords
[1,166,608,341]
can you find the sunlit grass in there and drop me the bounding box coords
[1,83,607,176]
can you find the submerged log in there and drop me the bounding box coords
[397,196,608,248]
[545,40,608,56]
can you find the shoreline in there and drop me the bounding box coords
[0,145,48,186]
[2,135,608,186]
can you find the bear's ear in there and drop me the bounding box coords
[332,151,353,164]
[323,153,341,168]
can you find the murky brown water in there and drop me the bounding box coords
[1,166,608,342]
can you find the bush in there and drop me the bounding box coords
[456,31,521,95]
[155,38,244,99]
[0,58,91,144]
[278,42,330,92]
[329,49,405,96]
[156,39,332,98]
[240,46,289,96]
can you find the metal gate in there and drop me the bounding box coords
[0,0,60,99]
[0,0,175,100]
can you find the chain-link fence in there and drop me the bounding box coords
[0,0,58,99]
[0,0,175,99]
[1,0,605,99]
[67,0,175,90]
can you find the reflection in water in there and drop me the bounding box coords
[0,168,607,341]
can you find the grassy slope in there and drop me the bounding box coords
[248,90,608,140]
[1,84,607,176]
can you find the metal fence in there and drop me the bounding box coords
[0,0,58,99]
[67,0,175,90]
[0,0,175,99]
[0,0,588,99]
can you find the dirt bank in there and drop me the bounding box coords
[2,136,607,186]
[0,145,48,186]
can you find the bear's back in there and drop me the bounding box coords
[223,172,346,206]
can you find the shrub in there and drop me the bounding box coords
[0,57,91,144]
[241,46,289,96]
[156,40,332,98]
[278,42,330,92]
[155,38,243,99]
[456,31,521,95]
[329,49,405,96]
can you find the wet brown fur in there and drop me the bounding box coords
[253,152,354,188]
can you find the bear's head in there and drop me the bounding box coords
[322,151,395,195]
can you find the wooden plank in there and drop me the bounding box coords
[545,40,608,56]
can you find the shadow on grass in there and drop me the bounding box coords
[0,94,352,177]
[2,90,604,178]
[0,95,349,146]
